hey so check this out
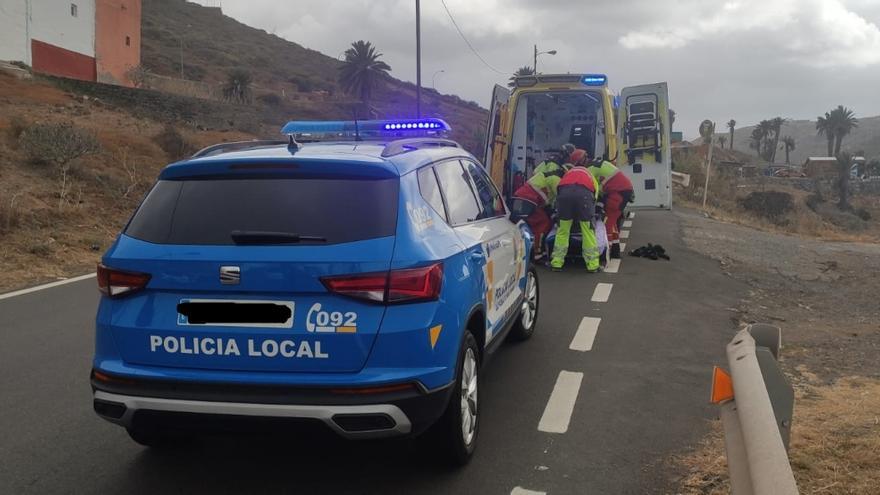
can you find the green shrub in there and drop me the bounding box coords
[18,122,100,167]
[153,124,195,160]
[739,191,794,221]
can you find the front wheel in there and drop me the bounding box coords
[508,266,539,342]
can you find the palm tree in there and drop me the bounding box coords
[669,109,676,129]
[754,120,774,161]
[768,117,787,163]
[781,136,796,164]
[836,153,853,210]
[222,69,253,104]
[338,40,392,106]
[508,66,534,88]
[816,112,834,156]
[827,105,858,156]
[727,119,736,150]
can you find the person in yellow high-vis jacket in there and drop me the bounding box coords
[550,149,600,272]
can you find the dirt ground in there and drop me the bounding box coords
[0,72,255,292]
[672,207,880,494]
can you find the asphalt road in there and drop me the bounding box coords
[0,210,746,494]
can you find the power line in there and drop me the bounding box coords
[439,0,508,75]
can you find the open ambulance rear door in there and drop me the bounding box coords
[616,82,672,209]
[483,84,511,197]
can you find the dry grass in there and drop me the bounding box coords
[676,375,880,495]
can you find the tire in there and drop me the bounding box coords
[427,330,481,466]
[126,426,186,449]
[508,266,539,342]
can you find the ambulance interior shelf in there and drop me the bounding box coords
[622,94,662,164]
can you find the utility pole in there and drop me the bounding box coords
[533,44,537,73]
[415,0,422,118]
[702,129,716,209]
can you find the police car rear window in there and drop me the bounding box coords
[126,178,399,245]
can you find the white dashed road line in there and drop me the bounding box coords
[538,371,584,434]
[620,242,627,252]
[605,258,620,273]
[570,317,601,352]
[620,230,630,239]
[511,488,546,495]
[0,273,96,301]
[629,212,636,219]
[623,220,633,228]
[591,283,613,302]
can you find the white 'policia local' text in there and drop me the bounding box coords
[149,335,329,359]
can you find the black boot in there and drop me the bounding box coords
[610,243,621,259]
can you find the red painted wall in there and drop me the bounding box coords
[95,0,142,87]
[31,40,97,82]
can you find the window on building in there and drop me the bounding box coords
[70,3,78,17]
[125,36,131,47]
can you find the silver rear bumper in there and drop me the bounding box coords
[93,390,412,439]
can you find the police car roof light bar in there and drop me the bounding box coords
[280,118,451,142]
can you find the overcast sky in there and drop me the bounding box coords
[195,0,880,138]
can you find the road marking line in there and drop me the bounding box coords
[511,488,546,495]
[605,258,620,273]
[591,283,613,302]
[620,230,630,239]
[570,317,601,351]
[538,370,583,433]
[0,273,96,301]
[629,212,636,219]
[621,242,627,252]
[623,220,633,228]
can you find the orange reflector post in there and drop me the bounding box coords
[710,366,734,404]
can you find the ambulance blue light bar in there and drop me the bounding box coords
[582,74,608,86]
[280,118,451,140]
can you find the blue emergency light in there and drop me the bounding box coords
[582,74,608,86]
[280,118,451,140]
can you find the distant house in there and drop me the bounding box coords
[804,156,866,179]
[0,0,141,87]
[804,157,838,178]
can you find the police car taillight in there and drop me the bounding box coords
[97,264,151,297]
[321,263,443,304]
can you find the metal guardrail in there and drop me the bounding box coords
[713,323,798,495]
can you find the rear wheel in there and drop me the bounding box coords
[427,331,480,465]
[508,266,539,341]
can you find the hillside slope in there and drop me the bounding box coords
[729,116,880,164]
[140,0,488,152]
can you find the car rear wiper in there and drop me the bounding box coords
[230,230,327,245]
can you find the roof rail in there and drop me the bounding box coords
[191,140,289,158]
[381,138,461,157]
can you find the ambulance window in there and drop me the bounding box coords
[435,160,481,225]
[417,166,447,223]
[463,160,505,219]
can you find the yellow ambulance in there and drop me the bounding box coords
[483,73,672,209]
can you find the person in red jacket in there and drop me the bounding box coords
[510,145,574,260]
[589,160,635,259]
[550,149,600,272]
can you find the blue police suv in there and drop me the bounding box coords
[92,119,539,464]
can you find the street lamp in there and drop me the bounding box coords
[432,69,445,90]
[533,44,557,73]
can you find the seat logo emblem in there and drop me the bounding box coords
[220,266,240,285]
